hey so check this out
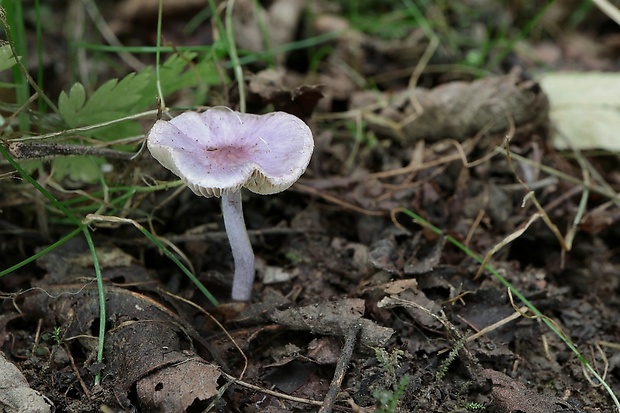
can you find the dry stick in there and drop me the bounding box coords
[599,341,620,351]
[582,343,610,388]
[504,131,572,254]
[7,141,136,161]
[9,109,159,143]
[219,371,353,412]
[592,0,620,26]
[0,93,39,136]
[369,152,463,180]
[318,322,362,413]
[368,121,497,182]
[460,306,530,343]
[470,117,571,279]
[65,344,92,399]
[404,35,439,117]
[499,148,620,204]
[473,212,542,280]
[293,182,385,216]
[464,196,487,247]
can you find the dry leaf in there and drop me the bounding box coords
[539,72,620,151]
[0,352,52,413]
[136,360,220,413]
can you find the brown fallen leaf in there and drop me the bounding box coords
[481,369,584,413]
[246,69,324,120]
[136,359,220,413]
[0,351,52,413]
[377,290,444,331]
[269,298,393,347]
[351,70,549,144]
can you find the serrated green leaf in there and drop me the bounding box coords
[0,44,18,72]
[58,83,86,123]
[58,71,152,128]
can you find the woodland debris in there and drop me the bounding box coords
[350,70,549,144]
[0,351,53,413]
[481,369,584,413]
[270,298,393,347]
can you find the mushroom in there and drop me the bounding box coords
[147,108,314,301]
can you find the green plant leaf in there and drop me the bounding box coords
[58,82,86,121]
[58,71,152,128]
[52,156,104,183]
[0,44,19,72]
[57,52,222,133]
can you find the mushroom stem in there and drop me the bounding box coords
[222,190,255,301]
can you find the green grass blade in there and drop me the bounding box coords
[0,143,107,383]
[225,0,245,112]
[135,225,220,306]
[84,214,220,307]
[34,0,46,112]
[155,0,165,108]
[82,230,106,386]
[0,227,82,277]
[2,2,29,131]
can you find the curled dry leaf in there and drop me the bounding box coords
[351,71,550,144]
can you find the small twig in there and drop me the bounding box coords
[65,343,92,398]
[9,109,159,143]
[592,0,620,26]
[293,182,385,216]
[0,93,39,136]
[219,371,353,411]
[0,9,60,114]
[473,212,542,280]
[497,148,620,205]
[582,343,610,388]
[319,322,362,413]
[7,142,136,161]
[464,183,488,247]
[460,305,529,343]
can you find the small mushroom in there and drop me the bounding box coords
[147,108,314,301]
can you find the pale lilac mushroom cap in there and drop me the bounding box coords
[147,108,314,301]
[147,108,314,198]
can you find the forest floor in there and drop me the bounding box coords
[1,1,620,412]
